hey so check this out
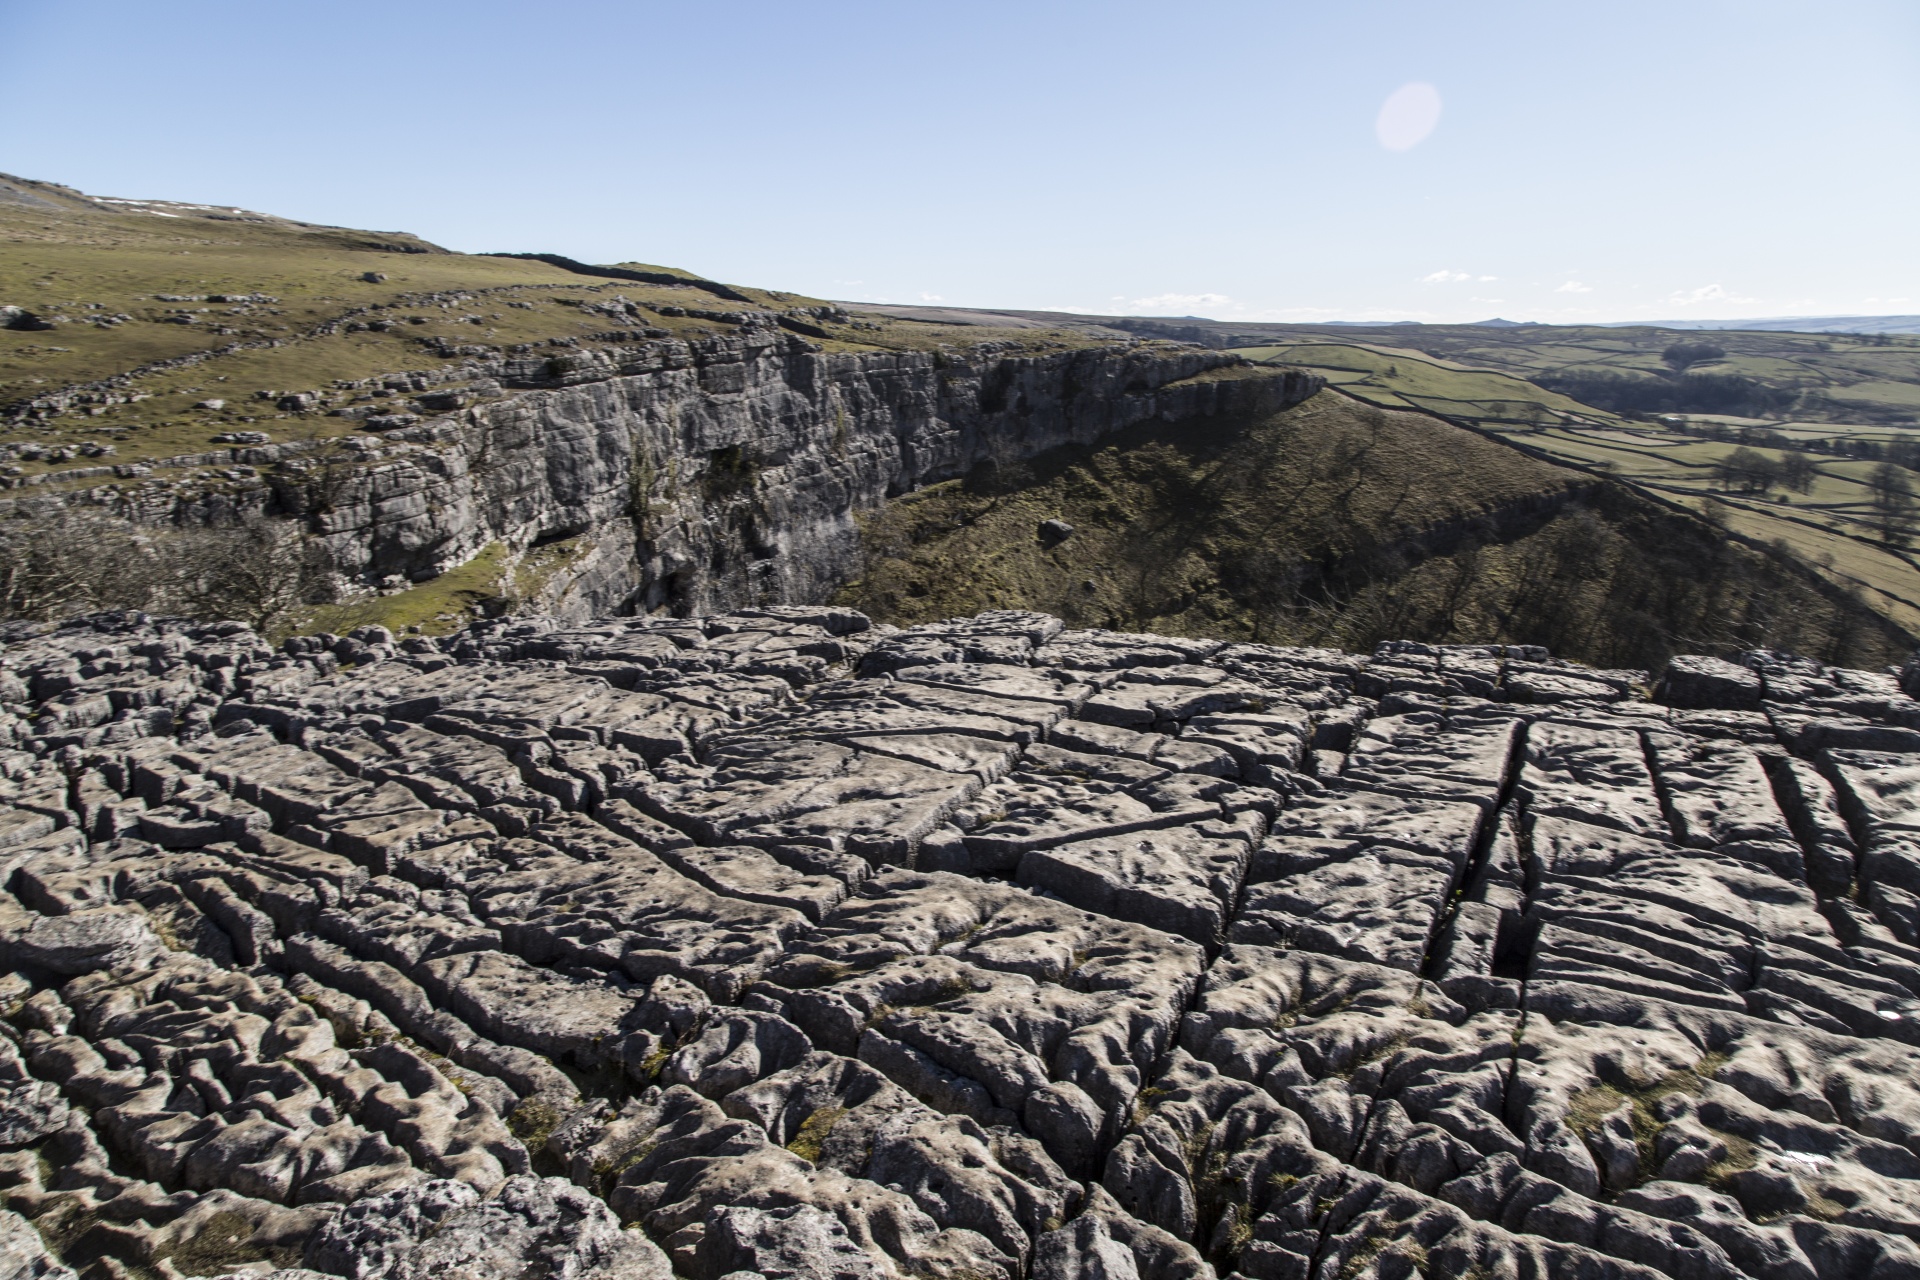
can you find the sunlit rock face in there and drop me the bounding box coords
[34,332,1317,620]
[6,607,1920,1280]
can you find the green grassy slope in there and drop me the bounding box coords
[1231,339,1920,636]
[0,172,1124,484]
[836,388,1908,670]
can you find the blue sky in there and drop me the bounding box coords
[2,1,1915,323]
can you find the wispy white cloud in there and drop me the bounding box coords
[1555,281,1593,294]
[918,292,945,303]
[1124,292,1234,313]
[1420,269,1471,284]
[1664,283,1757,308]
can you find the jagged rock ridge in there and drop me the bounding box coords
[5,607,1920,1278]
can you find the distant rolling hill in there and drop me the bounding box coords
[1603,315,1920,336]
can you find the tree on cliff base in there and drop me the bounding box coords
[0,509,334,633]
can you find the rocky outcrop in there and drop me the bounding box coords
[7,608,1920,1279]
[15,333,1318,619]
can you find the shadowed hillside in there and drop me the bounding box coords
[838,389,1909,671]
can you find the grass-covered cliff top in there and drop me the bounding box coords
[0,172,1156,479]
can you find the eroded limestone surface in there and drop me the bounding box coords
[4,609,1920,1279]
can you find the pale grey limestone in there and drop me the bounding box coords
[6,614,1920,1280]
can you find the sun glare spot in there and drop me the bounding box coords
[1376,82,1442,152]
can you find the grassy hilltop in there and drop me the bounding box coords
[0,173,1134,634]
[0,172,1122,488]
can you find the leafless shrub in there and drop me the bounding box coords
[0,507,334,633]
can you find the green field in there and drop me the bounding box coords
[1220,320,1920,426]
[1233,337,1920,634]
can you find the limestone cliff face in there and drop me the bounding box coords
[264,332,1319,617]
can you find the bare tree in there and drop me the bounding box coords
[0,506,165,620]
[0,507,334,634]
[1780,452,1818,495]
[1715,447,1780,495]
[170,517,335,634]
[1869,462,1916,546]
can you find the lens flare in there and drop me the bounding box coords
[1376,81,1442,151]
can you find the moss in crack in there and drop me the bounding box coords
[590,1138,659,1195]
[1567,1052,1738,1187]
[1702,1131,1760,1189]
[1218,1202,1255,1266]
[159,1209,295,1277]
[509,1095,563,1153]
[1180,1120,1253,1272]
[1331,1031,1410,1081]
[636,1042,675,1082]
[937,923,983,952]
[786,1105,847,1164]
[1130,1085,1170,1127]
[22,1195,101,1259]
[414,1045,475,1096]
[1336,1233,1389,1280]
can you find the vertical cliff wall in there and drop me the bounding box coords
[256,331,1320,617]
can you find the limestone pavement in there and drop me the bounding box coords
[3,607,1920,1279]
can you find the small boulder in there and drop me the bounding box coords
[308,1176,669,1280]
[305,1179,480,1280]
[14,910,164,975]
[1659,654,1762,710]
[361,271,389,284]
[2,308,57,332]
[0,1082,72,1147]
[1038,519,1075,545]
[696,1204,887,1280]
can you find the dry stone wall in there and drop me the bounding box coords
[5,608,1920,1279]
